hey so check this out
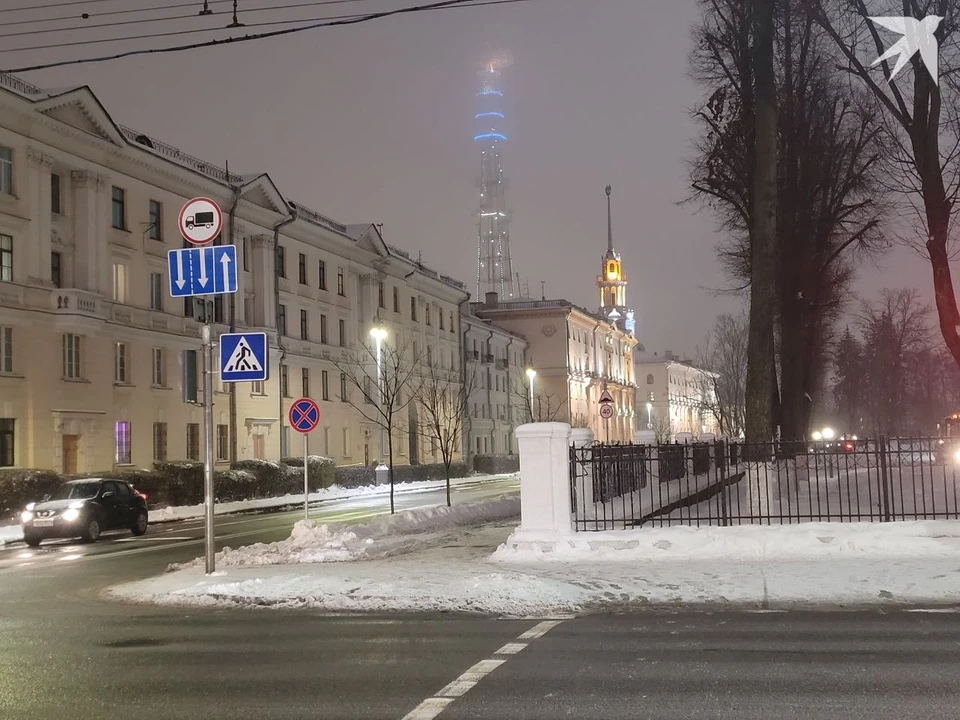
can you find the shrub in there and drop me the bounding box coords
[153,462,204,506]
[280,456,336,490]
[0,469,63,518]
[472,454,519,475]
[232,459,288,497]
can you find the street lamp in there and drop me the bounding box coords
[369,325,388,460]
[525,367,537,421]
[822,427,835,441]
[812,430,823,441]
[646,401,652,429]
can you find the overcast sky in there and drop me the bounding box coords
[5,0,944,355]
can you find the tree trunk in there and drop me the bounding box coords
[387,427,395,514]
[745,0,778,444]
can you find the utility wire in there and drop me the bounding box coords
[0,0,375,31]
[0,0,382,40]
[1,0,529,73]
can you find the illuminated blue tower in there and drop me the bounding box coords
[475,61,516,299]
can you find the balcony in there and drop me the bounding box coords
[481,354,494,364]
[51,289,104,317]
[496,358,508,370]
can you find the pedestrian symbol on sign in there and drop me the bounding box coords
[219,332,269,383]
[223,337,261,374]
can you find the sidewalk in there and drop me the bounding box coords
[109,500,960,615]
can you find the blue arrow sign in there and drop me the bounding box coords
[168,244,238,297]
[220,332,269,382]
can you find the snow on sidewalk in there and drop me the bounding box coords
[109,501,960,615]
[0,524,22,545]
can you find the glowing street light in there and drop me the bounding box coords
[369,325,388,459]
[646,401,652,429]
[822,427,835,441]
[526,367,537,421]
[812,430,823,441]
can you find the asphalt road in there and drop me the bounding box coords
[3,476,960,719]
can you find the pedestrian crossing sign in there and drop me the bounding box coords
[219,332,268,382]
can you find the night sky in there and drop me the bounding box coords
[4,0,940,353]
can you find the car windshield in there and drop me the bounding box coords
[49,482,101,501]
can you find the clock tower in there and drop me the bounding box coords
[596,185,635,333]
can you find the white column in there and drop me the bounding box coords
[70,170,105,293]
[26,148,53,285]
[515,422,572,534]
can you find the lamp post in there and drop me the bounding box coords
[646,401,652,429]
[369,325,387,461]
[525,367,537,422]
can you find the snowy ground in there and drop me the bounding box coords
[110,499,960,616]
[0,473,518,546]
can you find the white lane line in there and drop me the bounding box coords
[399,619,565,720]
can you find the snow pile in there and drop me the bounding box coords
[169,495,520,570]
[0,524,22,545]
[491,520,960,564]
[149,473,519,523]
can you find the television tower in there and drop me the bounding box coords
[475,59,517,299]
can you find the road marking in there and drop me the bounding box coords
[400,619,565,720]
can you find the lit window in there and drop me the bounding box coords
[114,421,132,464]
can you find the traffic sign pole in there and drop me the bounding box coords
[202,319,216,574]
[288,398,321,522]
[303,433,309,522]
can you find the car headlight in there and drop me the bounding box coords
[20,510,33,523]
[62,508,80,522]
[953,448,960,464]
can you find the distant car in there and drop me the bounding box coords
[20,479,148,547]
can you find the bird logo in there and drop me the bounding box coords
[869,15,944,84]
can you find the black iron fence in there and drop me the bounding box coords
[569,437,960,531]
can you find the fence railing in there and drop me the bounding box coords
[569,437,960,531]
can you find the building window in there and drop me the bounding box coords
[277,245,286,278]
[298,253,307,284]
[148,199,162,240]
[280,364,289,397]
[378,281,385,308]
[321,369,329,400]
[186,424,200,461]
[439,312,445,331]
[426,306,431,326]
[114,342,127,383]
[450,312,455,333]
[115,421,132,465]
[364,376,373,403]
[0,326,11,373]
[338,318,346,347]
[393,286,400,312]
[300,309,309,340]
[63,333,81,379]
[646,373,654,385]
[410,296,418,321]
[242,236,250,272]
[216,424,228,461]
[301,367,310,397]
[340,372,348,402]
[337,267,345,296]
[111,186,126,229]
[320,314,328,344]
[0,418,14,467]
[278,304,287,336]
[149,272,163,311]
[153,422,167,462]
[51,251,62,288]
[342,427,350,457]
[318,260,326,290]
[151,348,165,386]
[51,173,61,214]
[112,262,128,303]
[0,146,11,195]
[0,234,11,282]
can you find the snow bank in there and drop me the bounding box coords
[0,524,22,545]
[149,472,519,523]
[169,495,520,570]
[492,520,960,563]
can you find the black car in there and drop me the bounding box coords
[20,479,148,547]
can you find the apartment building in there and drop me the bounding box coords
[0,73,466,472]
[473,292,637,443]
[635,350,720,439]
[461,307,528,461]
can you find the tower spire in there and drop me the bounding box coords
[606,184,613,253]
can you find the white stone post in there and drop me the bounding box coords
[515,422,573,535]
[569,427,595,512]
[633,429,656,445]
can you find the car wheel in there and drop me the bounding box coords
[131,510,148,536]
[23,533,42,547]
[81,518,101,543]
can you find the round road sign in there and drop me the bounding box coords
[178,197,223,245]
[289,397,321,434]
[599,403,615,420]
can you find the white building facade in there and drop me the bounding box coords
[635,351,720,440]
[0,73,466,473]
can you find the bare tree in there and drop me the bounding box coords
[650,409,674,445]
[696,312,749,438]
[512,375,568,423]
[810,0,960,372]
[332,333,423,514]
[414,357,475,507]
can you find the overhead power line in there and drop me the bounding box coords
[1,0,530,74]
[0,0,374,32]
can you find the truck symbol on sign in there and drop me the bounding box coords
[185,211,215,229]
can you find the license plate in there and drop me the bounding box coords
[32,519,54,527]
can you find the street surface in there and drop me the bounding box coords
[2,475,960,719]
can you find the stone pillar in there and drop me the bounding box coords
[515,422,572,534]
[70,170,105,293]
[634,429,656,445]
[569,426,595,511]
[26,148,53,285]
[249,234,274,328]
